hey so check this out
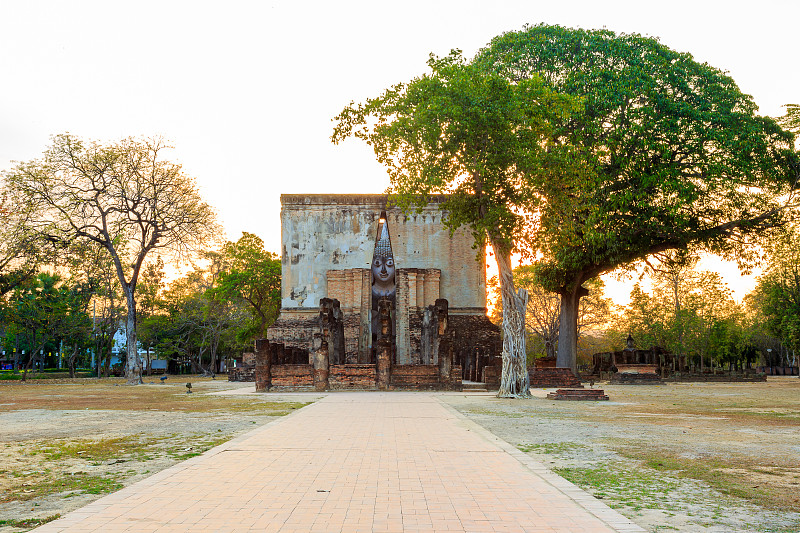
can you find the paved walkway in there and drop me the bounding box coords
[37,393,644,533]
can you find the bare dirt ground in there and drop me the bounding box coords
[0,377,319,532]
[444,378,800,533]
[1,378,798,532]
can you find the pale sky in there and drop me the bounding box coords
[2,0,797,304]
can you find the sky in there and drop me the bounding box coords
[1,0,797,304]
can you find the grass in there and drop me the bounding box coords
[165,436,230,460]
[1,471,125,502]
[0,379,311,414]
[517,442,588,454]
[617,447,797,511]
[553,464,682,512]
[35,436,155,461]
[0,515,61,529]
[0,379,315,519]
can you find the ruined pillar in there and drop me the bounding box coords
[376,297,393,390]
[313,341,330,391]
[254,338,271,392]
[436,299,452,388]
[320,298,345,365]
[420,305,435,365]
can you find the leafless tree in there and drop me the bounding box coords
[5,134,218,384]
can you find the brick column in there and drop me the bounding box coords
[358,269,371,363]
[254,338,271,392]
[376,297,393,390]
[395,270,410,364]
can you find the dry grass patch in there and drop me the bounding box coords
[618,447,800,512]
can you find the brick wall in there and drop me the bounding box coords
[482,365,500,390]
[228,367,255,382]
[271,364,314,389]
[529,367,583,388]
[329,364,377,390]
[391,364,440,389]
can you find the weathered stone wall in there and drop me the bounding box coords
[269,194,500,371]
[279,194,485,310]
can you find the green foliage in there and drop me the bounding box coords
[474,24,799,371]
[477,24,799,290]
[612,261,748,368]
[778,104,800,135]
[4,272,93,373]
[333,49,581,257]
[751,228,800,356]
[216,232,281,340]
[333,48,581,397]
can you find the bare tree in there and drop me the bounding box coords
[5,134,218,384]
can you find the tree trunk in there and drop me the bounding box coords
[556,284,589,373]
[68,347,78,378]
[124,286,142,384]
[491,237,530,398]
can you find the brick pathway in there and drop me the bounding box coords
[37,392,644,532]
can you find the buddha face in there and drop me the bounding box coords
[372,255,395,286]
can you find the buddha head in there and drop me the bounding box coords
[372,220,395,296]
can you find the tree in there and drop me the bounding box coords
[751,227,800,363]
[5,135,218,384]
[333,51,581,397]
[162,255,249,375]
[0,185,46,297]
[512,266,610,362]
[6,273,90,380]
[137,256,166,374]
[613,266,742,371]
[216,232,281,340]
[476,24,800,372]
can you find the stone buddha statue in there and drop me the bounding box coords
[371,222,396,298]
[371,220,395,351]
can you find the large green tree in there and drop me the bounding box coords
[477,24,800,371]
[333,51,581,397]
[5,135,218,384]
[216,232,281,340]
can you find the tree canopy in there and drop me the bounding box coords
[216,232,281,340]
[333,50,581,397]
[476,24,800,370]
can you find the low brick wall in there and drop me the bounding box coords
[330,364,377,390]
[529,367,583,388]
[482,365,500,390]
[388,364,463,390]
[271,364,314,389]
[228,367,255,382]
[391,365,439,389]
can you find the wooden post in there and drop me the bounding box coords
[254,338,271,392]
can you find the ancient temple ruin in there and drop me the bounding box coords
[255,194,500,390]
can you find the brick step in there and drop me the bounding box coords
[546,388,609,401]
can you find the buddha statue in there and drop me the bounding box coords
[371,220,395,352]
